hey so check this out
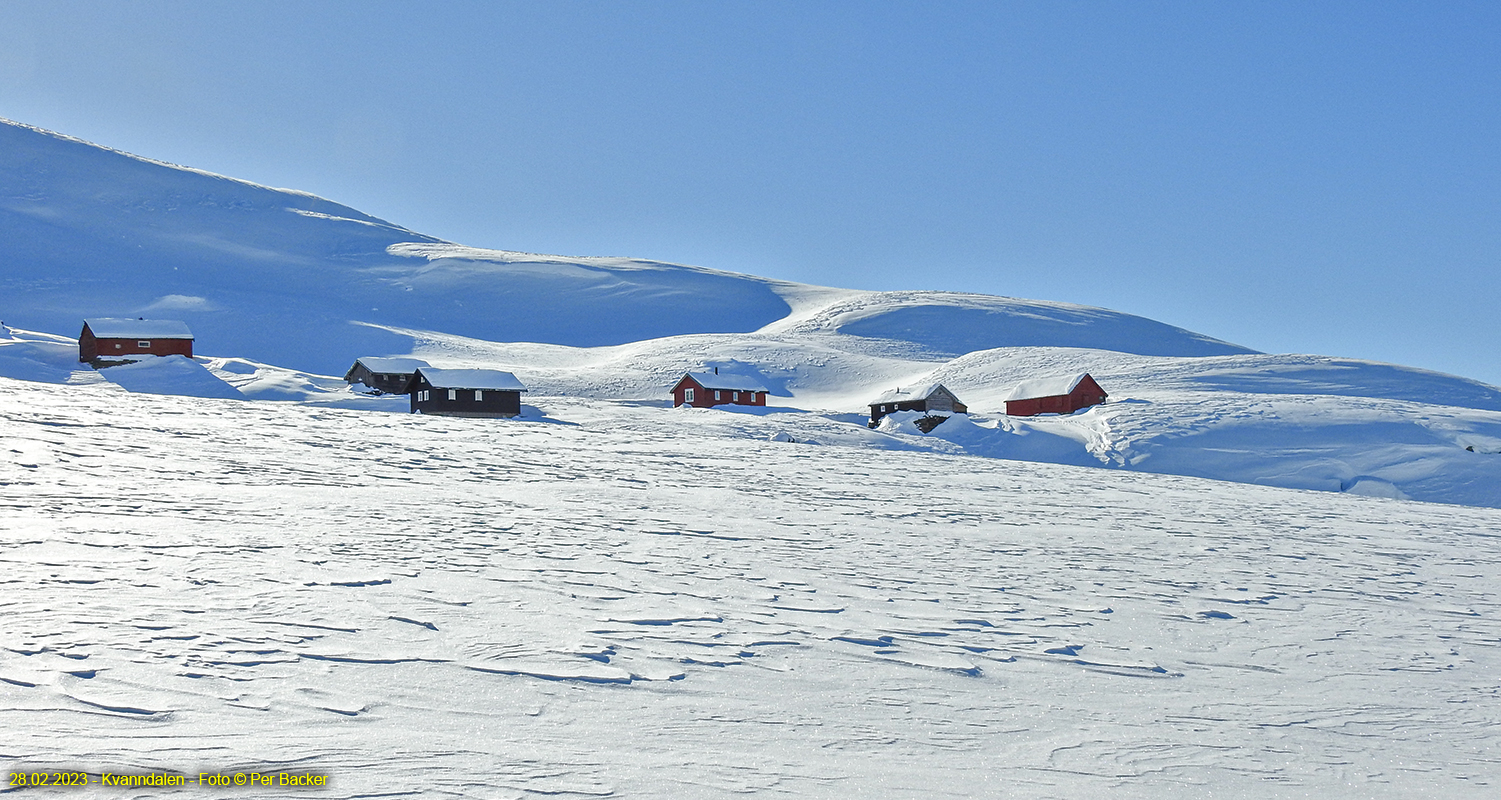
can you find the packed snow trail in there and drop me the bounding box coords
[3,378,1499,798]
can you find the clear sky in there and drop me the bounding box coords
[2,1,1497,384]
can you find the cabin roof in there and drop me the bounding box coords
[415,367,528,392]
[353,356,431,374]
[84,318,194,340]
[678,372,769,392]
[869,383,954,406]
[1005,372,1095,402]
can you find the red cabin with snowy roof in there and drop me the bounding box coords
[671,371,769,408]
[1004,373,1108,416]
[79,318,195,363]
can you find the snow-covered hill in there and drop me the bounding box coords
[3,116,1500,508]
[4,376,1499,798]
[1,118,1247,374]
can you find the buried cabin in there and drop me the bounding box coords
[868,383,968,428]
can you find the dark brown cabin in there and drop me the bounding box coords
[344,357,431,395]
[409,368,528,418]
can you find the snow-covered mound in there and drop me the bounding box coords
[768,289,1251,358]
[4,377,1499,797]
[93,355,245,400]
[2,118,1246,373]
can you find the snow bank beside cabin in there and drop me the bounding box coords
[95,355,244,400]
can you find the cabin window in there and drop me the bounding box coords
[685,388,695,402]
[475,390,483,401]
[732,392,739,401]
[137,340,151,348]
[714,390,721,401]
[448,389,456,401]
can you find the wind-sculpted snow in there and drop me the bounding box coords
[3,378,1500,797]
[772,290,1254,358]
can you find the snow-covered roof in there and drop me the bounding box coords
[869,383,952,406]
[1005,373,1094,402]
[353,357,431,374]
[680,372,769,392]
[415,368,528,392]
[84,318,194,339]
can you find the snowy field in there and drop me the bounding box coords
[6,115,1501,797]
[5,376,1500,798]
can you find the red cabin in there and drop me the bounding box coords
[1005,373,1108,416]
[671,371,769,408]
[79,318,195,364]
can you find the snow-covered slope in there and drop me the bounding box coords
[1,118,1247,374]
[4,377,1499,798]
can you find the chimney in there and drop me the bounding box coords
[714,366,719,375]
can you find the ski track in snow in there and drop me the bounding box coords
[3,378,1500,798]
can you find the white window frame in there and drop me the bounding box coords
[714,390,721,401]
[448,389,456,401]
[475,390,483,401]
[137,341,151,348]
[732,391,739,402]
[685,388,695,403]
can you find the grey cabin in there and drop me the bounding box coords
[867,383,968,430]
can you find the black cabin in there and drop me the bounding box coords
[409,368,528,418]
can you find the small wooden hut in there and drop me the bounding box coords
[79,318,194,364]
[409,368,528,418]
[344,357,431,395]
[867,384,968,428]
[1004,373,1108,416]
[671,371,769,409]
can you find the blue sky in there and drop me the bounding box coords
[2,1,1497,384]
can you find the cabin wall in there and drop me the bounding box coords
[869,399,930,425]
[89,337,194,361]
[410,383,522,417]
[78,329,97,362]
[1006,384,1106,416]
